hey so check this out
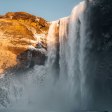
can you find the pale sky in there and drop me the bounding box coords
[0,0,82,21]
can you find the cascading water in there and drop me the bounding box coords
[66,2,86,109]
[0,0,112,111]
[46,21,59,83]
[59,17,69,81]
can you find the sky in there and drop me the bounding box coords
[0,0,82,21]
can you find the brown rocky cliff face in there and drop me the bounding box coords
[0,12,49,74]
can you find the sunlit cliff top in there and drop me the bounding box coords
[0,12,49,74]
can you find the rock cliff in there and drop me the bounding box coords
[0,12,49,74]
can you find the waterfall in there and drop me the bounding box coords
[44,1,87,110]
[0,0,112,111]
[67,2,86,109]
[0,1,94,111]
[59,17,69,80]
[47,21,59,67]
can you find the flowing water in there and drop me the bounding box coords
[0,0,112,111]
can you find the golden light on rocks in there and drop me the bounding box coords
[0,12,49,74]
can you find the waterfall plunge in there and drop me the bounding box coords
[0,0,112,111]
[46,21,59,82]
[45,1,87,110]
[46,0,112,110]
[0,1,94,111]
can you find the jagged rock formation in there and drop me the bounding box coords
[0,12,49,74]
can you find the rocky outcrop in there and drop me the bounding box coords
[0,12,49,74]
